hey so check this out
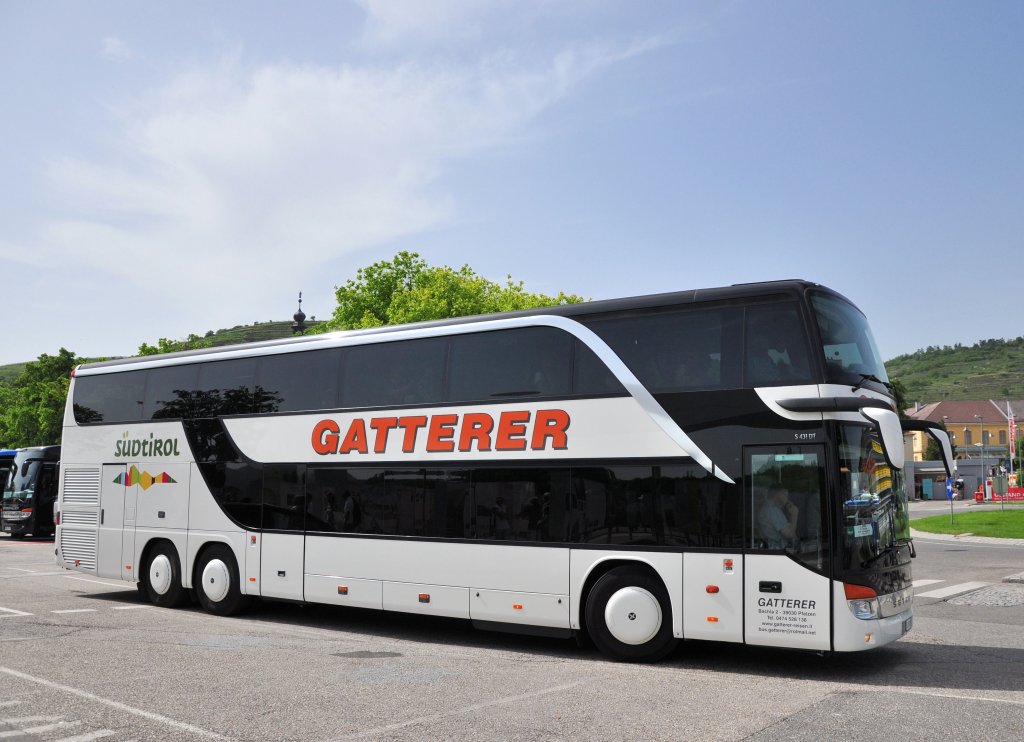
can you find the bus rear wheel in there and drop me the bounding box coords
[144,543,189,608]
[195,545,248,616]
[585,566,677,662]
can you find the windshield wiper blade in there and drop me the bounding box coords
[851,373,895,393]
[861,541,910,567]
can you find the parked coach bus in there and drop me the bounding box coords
[3,445,61,538]
[55,280,953,661]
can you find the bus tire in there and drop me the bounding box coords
[585,566,677,663]
[194,544,248,616]
[144,542,189,608]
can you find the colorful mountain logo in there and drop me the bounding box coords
[113,465,176,491]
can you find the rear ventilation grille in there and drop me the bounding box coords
[61,511,99,527]
[60,529,97,572]
[62,468,101,506]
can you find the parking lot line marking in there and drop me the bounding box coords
[0,667,232,741]
[0,607,32,618]
[51,731,116,742]
[1,716,59,724]
[0,701,19,708]
[916,581,990,599]
[912,579,942,588]
[889,688,1024,707]
[23,720,82,734]
[112,606,152,610]
[330,682,581,740]
[51,609,98,614]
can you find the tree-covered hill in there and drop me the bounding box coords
[885,337,1024,404]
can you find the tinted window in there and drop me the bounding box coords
[570,466,659,545]
[199,461,263,529]
[256,350,341,413]
[450,328,572,402]
[73,370,148,423]
[195,359,256,417]
[306,467,383,534]
[660,463,742,548]
[262,464,305,531]
[744,303,814,387]
[573,340,625,396]
[340,339,446,409]
[473,467,570,542]
[585,307,743,393]
[144,365,199,420]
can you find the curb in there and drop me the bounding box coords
[908,528,1024,547]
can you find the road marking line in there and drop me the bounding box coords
[23,720,82,734]
[52,731,116,742]
[916,581,990,599]
[0,701,19,708]
[889,688,1024,707]
[0,716,59,724]
[51,609,98,614]
[112,605,152,611]
[912,579,943,588]
[0,607,32,618]
[65,577,129,588]
[0,667,231,741]
[330,682,580,740]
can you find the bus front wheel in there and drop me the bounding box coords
[195,544,248,616]
[585,566,677,662]
[144,543,189,608]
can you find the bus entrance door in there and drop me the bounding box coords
[743,446,831,651]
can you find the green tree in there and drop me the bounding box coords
[317,251,585,331]
[0,348,80,447]
[137,334,212,356]
[889,376,910,417]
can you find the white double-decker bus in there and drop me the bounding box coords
[56,281,953,661]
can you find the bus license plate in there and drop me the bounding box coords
[902,617,913,634]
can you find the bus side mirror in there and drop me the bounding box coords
[925,428,956,478]
[859,407,905,470]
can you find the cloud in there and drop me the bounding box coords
[99,36,133,61]
[36,37,654,316]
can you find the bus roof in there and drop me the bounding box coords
[77,279,852,374]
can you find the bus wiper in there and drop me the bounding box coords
[861,540,912,567]
[851,373,894,393]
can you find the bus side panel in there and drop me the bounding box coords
[305,537,568,595]
[744,554,830,650]
[682,551,743,643]
[568,551,683,638]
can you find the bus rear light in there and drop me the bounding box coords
[55,512,61,526]
[20,507,32,513]
[706,585,719,594]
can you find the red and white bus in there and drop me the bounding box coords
[56,280,953,661]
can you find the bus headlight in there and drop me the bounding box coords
[4,510,31,521]
[843,582,880,620]
[847,598,880,620]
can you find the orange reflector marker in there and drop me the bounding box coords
[125,565,132,571]
[513,603,523,610]
[706,585,719,594]
[249,577,256,582]
[865,633,873,643]
[707,616,719,622]
[338,586,348,595]
[419,594,430,603]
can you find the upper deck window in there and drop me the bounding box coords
[743,303,814,387]
[810,292,888,388]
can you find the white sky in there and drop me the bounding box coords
[1,1,1021,365]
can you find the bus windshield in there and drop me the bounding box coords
[837,424,910,568]
[810,292,889,388]
[3,459,40,507]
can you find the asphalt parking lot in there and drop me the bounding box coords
[2,535,1023,741]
